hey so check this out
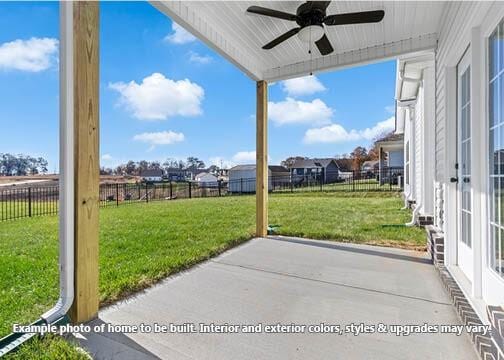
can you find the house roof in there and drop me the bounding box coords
[195,172,217,180]
[140,169,163,177]
[268,165,289,173]
[376,133,404,145]
[362,160,379,168]
[152,1,444,81]
[230,164,257,171]
[290,158,338,169]
[165,168,189,173]
[230,165,289,173]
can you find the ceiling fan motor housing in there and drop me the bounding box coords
[296,3,327,27]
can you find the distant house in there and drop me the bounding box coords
[375,133,404,185]
[140,169,163,183]
[195,172,218,186]
[228,165,289,193]
[289,158,340,183]
[362,160,379,173]
[165,168,192,181]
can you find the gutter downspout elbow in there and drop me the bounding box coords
[42,0,75,325]
[406,202,421,227]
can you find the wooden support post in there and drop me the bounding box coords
[256,81,268,237]
[69,1,99,323]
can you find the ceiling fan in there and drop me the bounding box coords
[246,1,385,56]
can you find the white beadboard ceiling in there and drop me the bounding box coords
[151,1,446,81]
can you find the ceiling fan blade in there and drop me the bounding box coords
[324,10,385,26]
[247,6,298,21]
[315,33,334,55]
[263,28,301,49]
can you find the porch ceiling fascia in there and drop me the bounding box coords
[150,1,444,82]
[264,34,438,82]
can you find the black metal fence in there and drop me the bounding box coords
[0,167,403,222]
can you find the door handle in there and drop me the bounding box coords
[450,177,459,183]
[463,178,470,183]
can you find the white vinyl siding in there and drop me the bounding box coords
[434,2,481,229]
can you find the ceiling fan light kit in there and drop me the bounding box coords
[298,25,324,43]
[246,1,385,56]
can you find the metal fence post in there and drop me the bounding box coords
[145,183,149,203]
[218,180,222,196]
[28,187,32,217]
[170,181,173,199]
[352,171,355,192]
[188,181,192,198]
[240,178,243,194]
[116,183,119,207]
[320,176,323,192]
[389,168,392,191]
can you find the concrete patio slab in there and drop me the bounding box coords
[78,237,479,360]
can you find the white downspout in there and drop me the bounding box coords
[406,104,420,226]
[41,1,74,323]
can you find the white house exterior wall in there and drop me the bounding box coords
[432,0,504,339]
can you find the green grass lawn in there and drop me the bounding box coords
[0,192,424,357]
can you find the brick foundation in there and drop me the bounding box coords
[418,215,434,226]
[488,306,504,359]
[425,226,503,359]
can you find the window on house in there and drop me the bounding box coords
[405,141,410,185]
[489,20,504,279]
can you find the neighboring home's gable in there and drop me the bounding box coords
[228,165,289,193]
[195,172,218,184]
[362,160,379,171]
[289,158,340,183]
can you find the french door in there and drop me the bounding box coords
[457,49,473,280]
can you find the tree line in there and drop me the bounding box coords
[0,153,49,176]
[100,157,215,176]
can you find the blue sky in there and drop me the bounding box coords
[0,1,396,172]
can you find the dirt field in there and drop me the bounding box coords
[0,175,140,187]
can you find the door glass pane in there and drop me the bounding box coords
[490,22,504,279]
[500,75,504,124]
[492,226,499,271]
[500,178,504,226]
[490,28,499,79]
[500,23,504,74]
[490,81,498,128]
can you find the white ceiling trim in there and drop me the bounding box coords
[264,33,438,82]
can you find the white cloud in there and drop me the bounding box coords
[109,73,204,120]
[164,22,196,44]
[303,116,395,144]
[0,37,58,72]
[359,116,395,140]
[281,76,326,97]
[209,156,235,169]
[209,151,271,168]
[188,51,213,64]
[269,97,333,126]
[385,105,395,114]
[133,131,185,149]
[232,151,256,164]
[101,154,113,161]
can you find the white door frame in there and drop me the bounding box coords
[443,3,504,320]
[456,48,474,282]
[480,5,504,306]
